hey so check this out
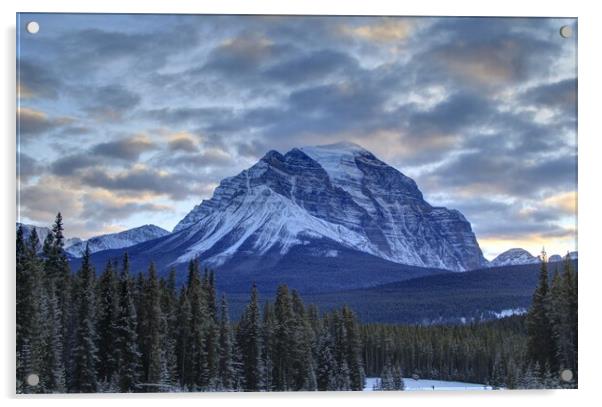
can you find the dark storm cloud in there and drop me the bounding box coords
[91,136,156,161]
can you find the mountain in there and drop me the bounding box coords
[80,142,488,292]
[172,142,487,271]
[489,248,540,267]
[65,224,169,257]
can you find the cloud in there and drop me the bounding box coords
[263,49,358,84]
[17,153,43,182]
[80,166,193,200]
[80,190,172,223]
[167,133,199,152]
[16,15,577,254]
[203,35,291,77]
[521,78,577,115]
[18,107,73,139]
[543,191,577,215]
[338,18,416,42]
[18,59,61,99]
[50,153,101,176]
[19,176,82,223]
[91,134,156,160]
[79,84,141,120]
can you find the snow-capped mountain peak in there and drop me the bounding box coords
[171,143,487,271]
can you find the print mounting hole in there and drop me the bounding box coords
[559,25,572,38]
[26,373,39,386]
[26,21,40,34]
[560,369,573,382]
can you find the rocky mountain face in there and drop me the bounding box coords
[65,224,169,257]
[172,142,487,271]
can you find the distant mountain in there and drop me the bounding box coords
[16,222,52,250]
[549,251,578,263]
[65,224,169,257]
[489,248,540,267]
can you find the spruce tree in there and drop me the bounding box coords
[96,261,119,385]
[237,283,264,391]
[526,251,556,370]
[217,295,235,390]
[141,263,163,387]
[71,244,99,392]
[114,253,141,392]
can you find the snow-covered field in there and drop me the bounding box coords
[364,377,493,392]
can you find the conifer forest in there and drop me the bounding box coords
[16,215,578,393]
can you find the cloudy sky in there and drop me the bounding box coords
[17,14,577,259]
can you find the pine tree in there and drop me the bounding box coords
[71,244,99,392]
[96,261,119,385]
[176,287,193,389]
[19,228,48,393]
[202,269,220,389]
[316,328,338,391]
[114,253,141,392]
[341,306,365,390]
[272,284,294,391]
[237,283,264,391]
[159,269,179,388]
[185,259,209,390]
[526,250,556,369]
[141,263,163,387]
[46,213,73,372]
[261,301,275,391]
[41,278,66,392]
[217,295,235,390]
[16,225,28,392]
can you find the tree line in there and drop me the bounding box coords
[16,214,365,393]
[360,252,578,389]
[16,214,577,392]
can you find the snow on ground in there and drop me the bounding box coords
[364,377,493,392]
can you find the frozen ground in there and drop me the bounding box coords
[364,377,493,391]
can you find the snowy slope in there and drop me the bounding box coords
[65,224,169,257]
[364,377,492,391]
[172,142,487,271]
